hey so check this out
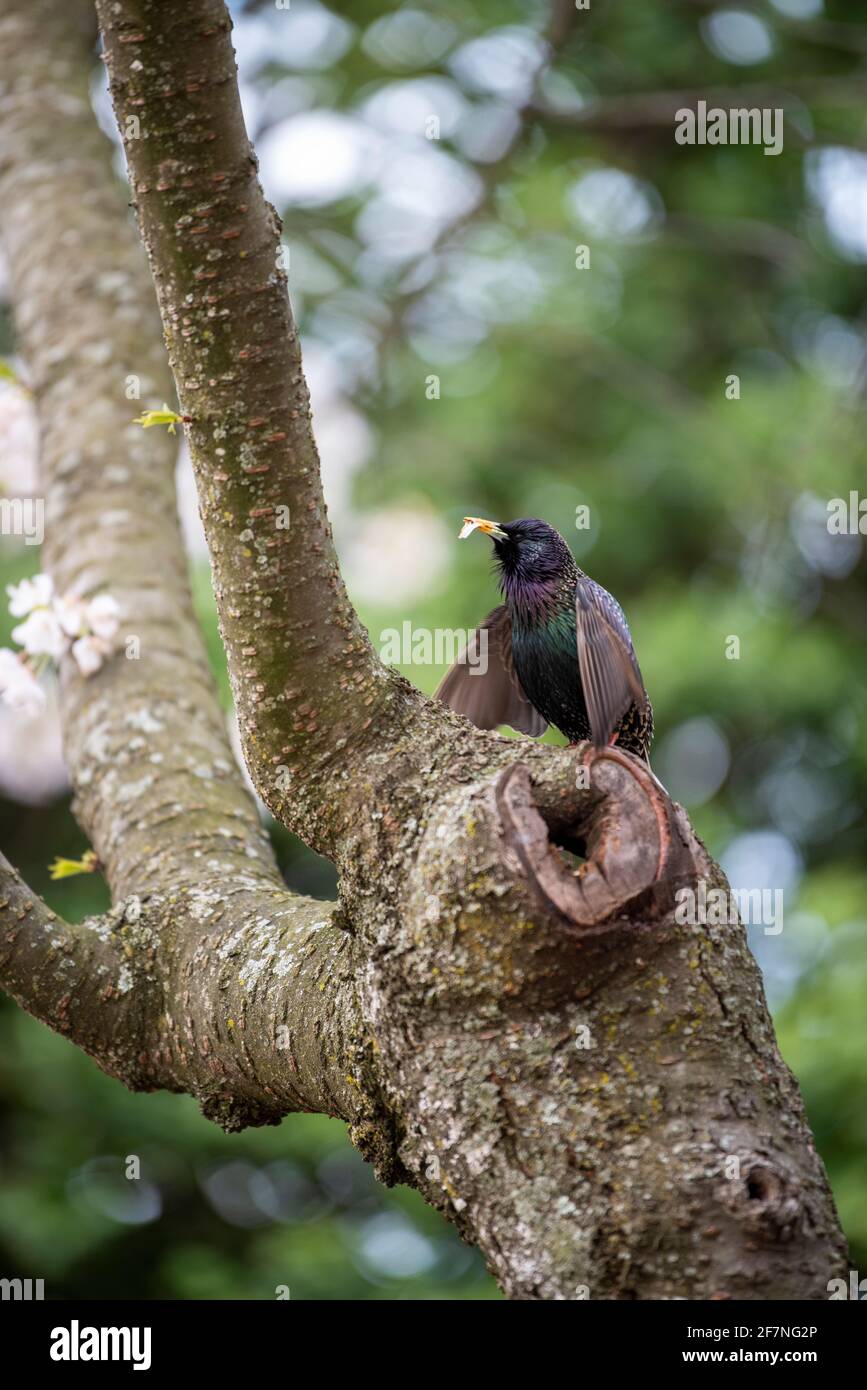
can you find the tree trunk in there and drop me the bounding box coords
[0,0,849,1299]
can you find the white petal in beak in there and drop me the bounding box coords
[459,516,507,540]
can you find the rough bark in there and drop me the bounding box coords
[0,0,364,1131]
[0,0,850,1299]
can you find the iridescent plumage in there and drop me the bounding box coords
[436,517,653,760]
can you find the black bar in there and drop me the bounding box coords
[0,1296,861,1374]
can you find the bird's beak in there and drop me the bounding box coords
[459,516,508,541]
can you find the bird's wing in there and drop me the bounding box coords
[435,605,547,737]
[574,578,648,747]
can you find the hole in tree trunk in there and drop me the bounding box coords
[548,827,587,873]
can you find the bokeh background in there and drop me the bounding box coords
[1,0,866,1299]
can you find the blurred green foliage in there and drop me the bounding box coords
[1,0,865,1297]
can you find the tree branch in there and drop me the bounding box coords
[0,0,370,1140]
[0,853,155,1082]
[90,0,850,1300]
[95,0,401,859]
[0,0,849,1300]
[531,77,865,136]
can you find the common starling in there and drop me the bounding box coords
[436,516,653,760]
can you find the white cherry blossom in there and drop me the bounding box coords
[12,606,67,660]
[6,572,54,617]
[85,592,121,641]
[4,573,120,694]
[72,635,109,677]
[54,593,87,638]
